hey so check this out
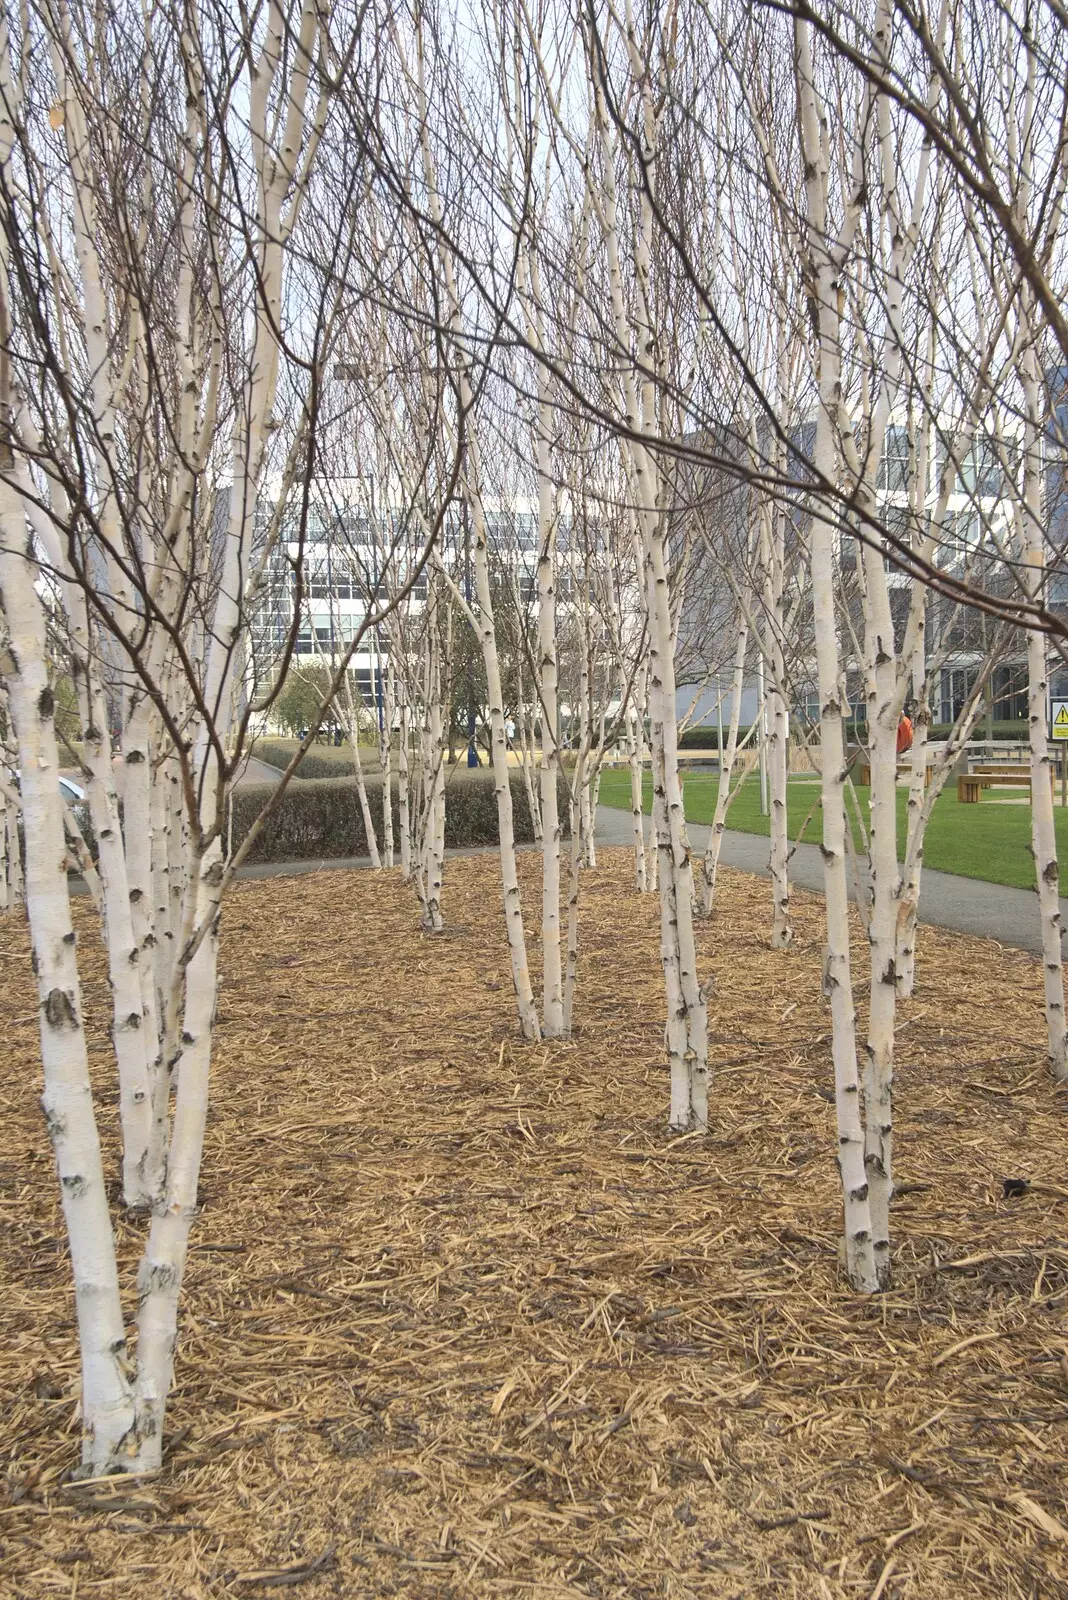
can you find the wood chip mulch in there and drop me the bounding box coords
[1,848,1067,1599]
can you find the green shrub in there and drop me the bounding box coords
[254,741,291,771]
[844,719,1028,745]
[927,721,1027,742]
[230,769,568,864]
[678,725,740,750]
[678,718,1029,750]
[254,740,371,779]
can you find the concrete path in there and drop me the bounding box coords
[63,746,1055,956]
[594,804,1062,958]
[233,755,290,786]
[61,754,284,790]
[234,804,1058,958]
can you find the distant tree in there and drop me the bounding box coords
[272,664,345,740]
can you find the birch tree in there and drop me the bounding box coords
[582,4,709,1130]
[397,12,541,1041]
[787,17,880,1290]
[0,0,408,1470]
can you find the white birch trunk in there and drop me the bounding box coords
[1025,626,1064,1075]
[20,444,158,1207]
[75,671,155,1209]
[413,589,446,932]
[860,599,898,1285]
[379,671,395,870]
[578,608,596,870]
[1020,332,1067,1080]
[561,749,586,1035]
[123,706,165,1196]
[153,748,186,1015]
[132,0,324,1464]
[646,546,708,1132]
[467,486,540,1040]
[515,91,561,1033]
[591,750,605,823]
[5,788,21,905]
[853,0,939,1280]
[61,797,103,915]
[342,681,382,869]
[398,696,411,881]
[536,468,563,1035]
[151,756,171,1006]
[425,725,446,933]
[134,851,223,1465]
[626,677,648,893]
[896,650,928,998]
[698,601,748,917]
[796,16,878,1293]
[764,500,792,949]
[591,44,707,1128]
[0,481,137,1469]
[410,31,539,1040]
[0,790,9,911]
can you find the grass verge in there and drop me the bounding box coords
[598,767,1068,893]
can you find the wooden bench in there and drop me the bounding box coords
[973,765,1053,789]
[958,769,1054,803]
[957,774,989,803]
[858,761,932,788]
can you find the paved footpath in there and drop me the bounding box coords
[229,802,1060,958]
[593,804,1063,958]
[110,756,1057,958]
[233,755,292,786]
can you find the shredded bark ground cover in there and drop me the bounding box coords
[2,850,1068,1598]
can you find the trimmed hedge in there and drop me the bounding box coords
[846,720,1028,745]
[255,740,364,780]
[920,721,1027,742]
[230,768,568,864]
[678,719,1029,749]
[678,725,744,750]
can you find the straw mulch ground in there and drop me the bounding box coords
[2,849,1068,1600]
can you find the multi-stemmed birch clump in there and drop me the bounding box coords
[0,0,443,1473]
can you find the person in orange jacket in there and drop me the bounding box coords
[896,708,914,756]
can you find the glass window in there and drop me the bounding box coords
[929,432,948,493]
[878,426,910,492]
[956,508,979,546]
[516,515,537,551]
[961,438,1001,497]
[883,504,911,548]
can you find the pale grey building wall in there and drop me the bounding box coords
[676,681,760,733]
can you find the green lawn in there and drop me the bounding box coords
[598,767,1068,893]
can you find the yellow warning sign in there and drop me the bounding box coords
[1051,702,1068,739]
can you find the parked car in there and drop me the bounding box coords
[13,772,92,852]
[58,775,85,808]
